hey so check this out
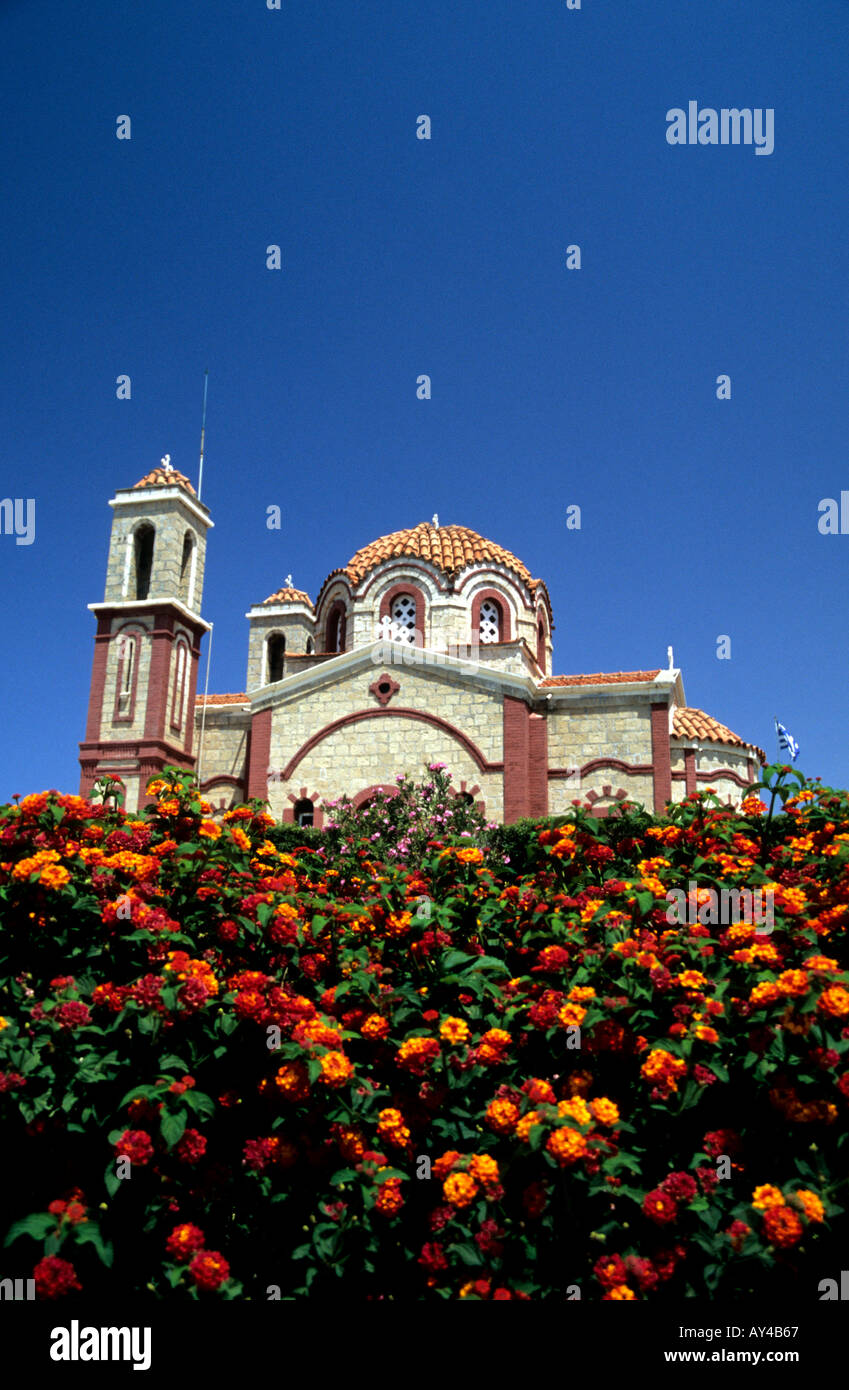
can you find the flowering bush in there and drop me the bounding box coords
[317,764,490,869]
[0,764,847,1300]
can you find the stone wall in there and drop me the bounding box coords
[194,706,250,783]
[246,608,315,690]
[669,743,755,807]
[104,491,208,612]
[264,659,505,821]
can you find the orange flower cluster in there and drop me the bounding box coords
[640,1048,687,1097]
[375,1177,404,1217]
[318,1051,354,1087]
[439,1016,470,1046]
[377,1108,410,1148]
[163,952,218,996]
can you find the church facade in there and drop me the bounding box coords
[79,466,765,822]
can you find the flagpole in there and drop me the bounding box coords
[774,715,781,764]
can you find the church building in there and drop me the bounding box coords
[78,465,765,822]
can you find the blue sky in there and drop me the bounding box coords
[1,0,847,800]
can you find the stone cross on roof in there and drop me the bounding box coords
[667,645,674,669]
[160,454,172,472]
[431,513,439,528]
[285,574,293,587]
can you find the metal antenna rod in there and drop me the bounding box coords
[197,369,209,501]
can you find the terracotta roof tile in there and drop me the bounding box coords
[132,467,197,496]
[673,707,764,761]
[195,693,249,706]
[343,522,539,591]
[541,670,662,687]
[261,587,314,608]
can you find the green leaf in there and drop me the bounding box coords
[3,1212,56,1246]
[74,1223,114,1268]
[441,950,478,971]
[527,1123,546,1151]
[449,1242,485,1268]
[184,1090,215,1118]
[117,1083,161,1108]
[159,1054,189,1071]
[160,1109,187,1147]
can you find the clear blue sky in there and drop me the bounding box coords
[1,0,847,801]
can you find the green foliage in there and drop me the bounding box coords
[0,766,848,1300]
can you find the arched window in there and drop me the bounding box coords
[171,642,188,732]
[457,791,475,805]
[179,531,194,605]
[479,598,501,644]
[390,593,417,643]
[306,638,314,655]
[117,635,135,715]
[327,605,346,653]
[134,525,155,600]
[293,797,314,827]
[267,634,285,683]
[537,618,546,671]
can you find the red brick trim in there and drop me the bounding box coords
[684,748,697,796]
[283,786,325,828]
[200,775,245,812]
[455,569,535,612]
[360,562,448,601]
[669,766,753,790]
[503,696,530,823]
[111,624,145,725]
[353,784,399,808]
[549,757,654,779]
[79,735,195,803]
[143,611,175,739]
[281,708,503,781]
[369,672,400,706]
[471,588,513,643]
[247,707,273,800]
[584,785,630,818]
[83,615,113,743]
[528,712,548,817]
[378,584,426,645]
[650,702,673,814]
[455,779,485,815]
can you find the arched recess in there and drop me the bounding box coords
[170,637,191,733]
[325,601,348,653]
[178,530,195,606]
[266,633,286,683]
[113,623,145,723]
[378,584,426,646]
[536,611,548,671]
[471,588,513,644]
[133,523,155,600]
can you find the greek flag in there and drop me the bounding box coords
[775,720,799,762]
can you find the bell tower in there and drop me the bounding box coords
[78,459,213,812]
